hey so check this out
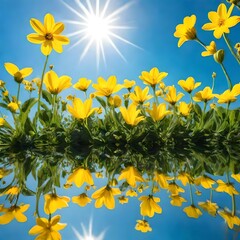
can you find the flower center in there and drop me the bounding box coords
[45,33,53,40]
[185,28,196,40]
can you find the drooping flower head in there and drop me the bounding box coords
[202,4,240,39]
[183,205,202,218]
[72,193,92,207]
[135,220,152,233]
[174,15,197,47]
[139,195,162,218]
[27,13,70,55]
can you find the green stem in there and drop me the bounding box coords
[211,76,215,92]
[152,85,159,105]
[52,94,58,124]
[16,83,21,105]
[195,38,206,48]
[37,55,49,125]
[231,194,236,216]
[223,33,240,64]
[189,183,194,205]
[209,189,213,202]
[220,63,233,90]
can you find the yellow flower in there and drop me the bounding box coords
[0,118,6,126]
[183,205,202,218]
[170,194,187,207]
[147,103,171,122]
[177,172,192,186]
[215,180,239,196]
[130,86,153,105]
[118,166,145,187]
[168,182,185,195]
[126,189,138,197]
[66,167,94,188]
[123,79,136,90]
[165,85,184,105]
[118,196,129,204]
[92,76,123,97]
[95,172,104,178]
[194,175,215,189]
[44,193,70,214]
[29,215,67,239]
[198,200,218,216]
[0,204,30,224]
[4,63,33,84]
[44,70,71,94]
[0,168,12,179]
[109,178,118,187]
[202,3,240,39]
[0,80,5,87]
[201,41,217,57]
[139,195,162,217]
[215,89,237,104]
[1,186,20,196]
[174,15,197,47]
[139,67,168,87]
[72,193,92,207]
[119,104,145,126]
[231,173,240,182]
[8,102,19,112]
[178,77,201,93]
[193,87,215,102]
[218,210,240,229]
[108,95,122,108]
[178,102,192,116]
[91,185,121,210]
[154,172,173,189]
[73,78,92,92]
[67,98,97,120]
[135,220,152,233]
[231,83,240,96]
[27,13,70,55]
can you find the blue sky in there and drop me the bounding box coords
[0,0,240,112]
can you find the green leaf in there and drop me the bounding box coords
[194,104,202,117]
[96,96,106,109]
[42,90,53,105]
[0,103,9,110]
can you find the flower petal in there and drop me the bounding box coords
[44,13,55,33]
[4,63,19,76]
[30,18,46,35]
[27,33,45,44]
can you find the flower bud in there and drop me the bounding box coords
[214,49,224,64]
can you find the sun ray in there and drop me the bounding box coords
[63,0,140,67]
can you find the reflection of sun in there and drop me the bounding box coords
[62,0,140,68]
[72,218,106,240]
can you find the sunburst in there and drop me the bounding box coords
[72,218,106,240]
[62,0,140,68]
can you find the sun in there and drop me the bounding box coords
[62,0,140,68]
[72,218,106,240]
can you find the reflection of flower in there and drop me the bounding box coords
[215,180,239,196]
[139,67,168,87]
[118,196,129,204]
[194,175,215,189]
[0,204,30,224]
[66,167,94,188]
[44,70,72,95]
[168,182,185,195]
[174,15,197,47]
[29,215,67,239]
[170,194,187,207]
[135,220,152,233]
[218,210,240,229]
[27,13,70,55]
[126,189,138,197]
[202,4,240,39]
[154,172,173,189]
[91,185,121,210]
[183,205,202,218]
[177,172,192,186]
[198,200,218,216]
[139,195,162,218]
[118,166,144,187]
[44,193,70,214]
[72,193,92,207]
